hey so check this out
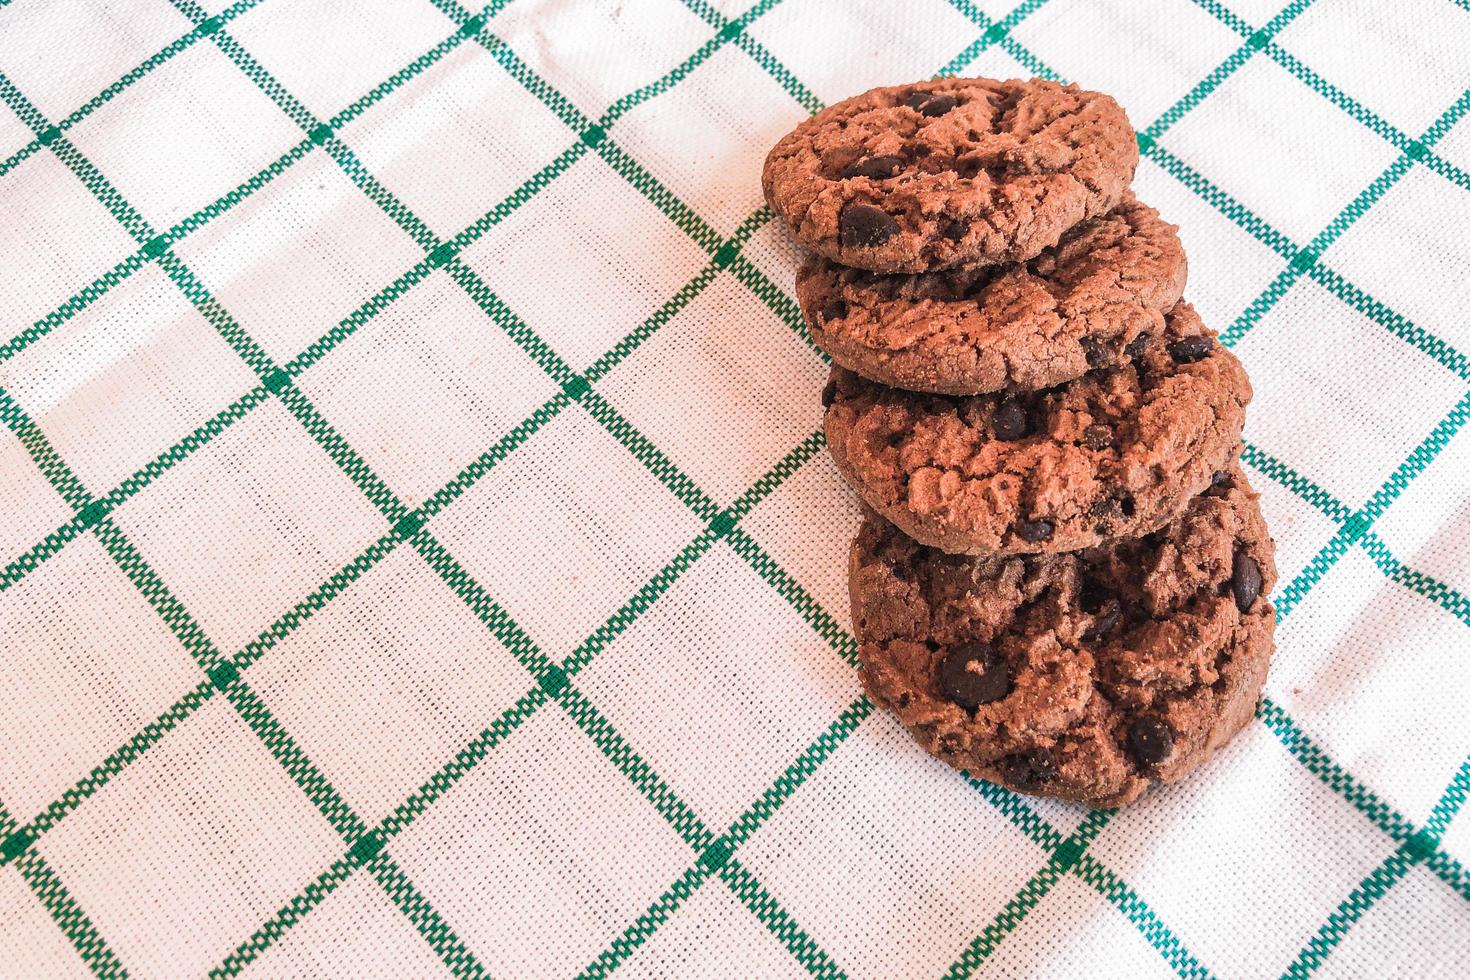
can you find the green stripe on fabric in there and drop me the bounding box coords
[443,260,576,385]
[408,533,551,677]
[274,386,407,521]
[555,686,715,852]
[1358,532,1470,632]
[209,855,357,978]
[1426,756,1470,839]
[578,389,720,520]
[0,387,92,509]
[1282,846,1418,979]
[1306,266,1470,382]
[561,529,721,678]
[12,848,130,978]
[722,698,873,852]
[416,394,569,522]
[221,682,367,839]
[1256,698,1417,843]
[1,251,150,363]
[22,681,214,843]
[366,857,492,980]
[964,780,1067,853]
[1073,854,1215,980]
[719,859,848,979]
[940,810,1113,978]
[725,528,858,667]
[377,688,548,840]
[574,866,710,980]
[1239,441,1351,522]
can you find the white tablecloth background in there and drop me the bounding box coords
[2,0,1469,977]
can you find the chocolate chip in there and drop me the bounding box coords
[938,642,1010,710]
[1211,470,1232,488]
[1016,519,1054,543]
[1078,579,1120,641]
[1119,495,1136,518]
[1123,332,1151,358]
[1232,549,1263,612]
[941,218,969,242]
[840,203,900,249]
[1000,747,1056,788]
[1168,335,1214,364]
[1082,424,1112,450]
[820,298,847,323]
[1078,579,1111,615]
[903,90,959,116]
[1080,336,1109,368]
[991,395,1030,441]
[840,155,904,180]
[918,93,958,117]
[820,378,837,408]
[1127,716,1173,767]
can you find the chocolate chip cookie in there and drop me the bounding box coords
[823,301,1249,555]
[850,466,1276,807]
[762,78,1138,273]
[798,193,1186,395]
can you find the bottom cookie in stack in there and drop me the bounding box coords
[849,465,1276,807]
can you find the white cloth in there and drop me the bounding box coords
[2,0,1469,977]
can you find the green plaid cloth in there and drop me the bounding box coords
[1,0,1468,976]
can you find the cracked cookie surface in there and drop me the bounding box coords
[823,301,1250,555]
[850,466,1277,807]
[798,193,1186,394]
[763,77,1138,273]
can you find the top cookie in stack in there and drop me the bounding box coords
[763,76,1253,558]
[762,77,1275,807]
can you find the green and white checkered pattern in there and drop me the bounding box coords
[1,0,1468,975]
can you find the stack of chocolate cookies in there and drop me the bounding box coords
[762,78,1277,807]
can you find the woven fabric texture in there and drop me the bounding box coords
[2,0,1470,977]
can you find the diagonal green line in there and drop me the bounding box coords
[1141,141,1299,259]
[720,697,873,852]
[578,388,720,519]
[1,804,129,978]
[1144,0,1318,142]
[1256,698,1418,843]
[1358,531,1470,632]
[408,533,552,677]
[962,778,1067,853]
[364,856,493,979]
[0,387,91,510]
[941,810,1114,978]
[1239,440,1352,522]
[208,854,357,979]
[1282,845,1418,979]
[0,251,150,363]
[274,385,407,520]
[573,865,709,980]
[554,684,715,852]
[376,688,547,841]
[725,528,858,667]
[326,27,473,131]
[1427,755,1470,839]
[1073,854,1215,980]
[1305,265,1470,382]
[15,682,214,846]
[719,858,847,979]
[11,851,130,978]
[443,258,575,384]
[415,394,569,522]
[561,529,722,678]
